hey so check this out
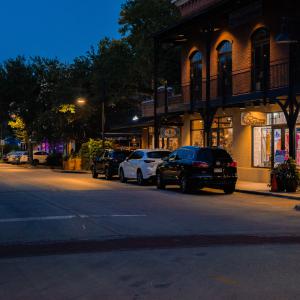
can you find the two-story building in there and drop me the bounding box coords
[140,0,300,183]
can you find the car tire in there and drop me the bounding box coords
[92,167,98,179]
[32,159,39,166]
[180,175,191,194]
[137,169,145,186]
[224,184,235,194]
[156,173,166,190]
[105,167,112,180]
[119,168,127,183]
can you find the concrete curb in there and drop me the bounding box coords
[236,189,300,201]
[2,234,300,258]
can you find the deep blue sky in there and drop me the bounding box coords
[0,0,125,63]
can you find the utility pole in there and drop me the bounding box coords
[101,81,106,148]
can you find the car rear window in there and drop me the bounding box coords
[147,151,170,159]
[112,151,130,160]
[212,149,233,161]
[196,148,232,162]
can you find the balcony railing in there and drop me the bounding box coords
[141,60,300,117]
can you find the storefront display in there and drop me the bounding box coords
[191,117,233,153]
[159,127,180,151]
[191,120,204,147]
[251,112,300,167]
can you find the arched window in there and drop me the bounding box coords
[217,41,232,97]
[252,28,270,91]
[190,51,202,104]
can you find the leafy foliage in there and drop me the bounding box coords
[119,0,181,92]
[80,138,114,170]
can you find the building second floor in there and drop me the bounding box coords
[142,0,300,118]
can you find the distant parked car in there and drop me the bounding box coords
[8,151,27,164]
[20,151,49,165]
[119,149,171,185]
[91,149,132,180]
[156,146,237,194]
[2,152,13,162]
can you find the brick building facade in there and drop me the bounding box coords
[140,0,300,183]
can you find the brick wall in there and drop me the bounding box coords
[180,16,290,101]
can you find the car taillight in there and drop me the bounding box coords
[192,161,209,168]
[144,160,155,163]
[228,161,237,168]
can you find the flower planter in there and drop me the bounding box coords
[285,179,298,193]
[63,158,82,171]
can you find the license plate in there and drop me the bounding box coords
[214,168,223,173]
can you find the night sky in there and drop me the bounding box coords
[0,0,125,63]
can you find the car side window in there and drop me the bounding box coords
[135,151,144,159]
[128,151,138,160]
[169,151,178,161]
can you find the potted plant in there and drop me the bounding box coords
[270,158,299,193]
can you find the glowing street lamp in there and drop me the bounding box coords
[76,97,87,106]
[132,115,139,121]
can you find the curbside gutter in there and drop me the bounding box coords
[236,188,300,201]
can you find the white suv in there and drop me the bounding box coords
[118,149,171,185]
[20,151,49,165]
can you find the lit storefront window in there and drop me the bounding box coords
[191,120,204,147]
[211,117,233,154]
[159,127,181,151]
[253,112,300,167]
[191,117,233,153]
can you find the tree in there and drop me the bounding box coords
[89,38,138,129]
[119,0,181,93]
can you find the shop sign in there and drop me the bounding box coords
[160,127,180,138]
[241,112,267,126]
[275,150,287,164]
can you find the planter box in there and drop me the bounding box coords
[63,158,82,171]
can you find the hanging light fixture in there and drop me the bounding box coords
[275,17,298,44]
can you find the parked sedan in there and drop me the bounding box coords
[156,146,237,194]
[119,149,171,185]
[91,149,132,180]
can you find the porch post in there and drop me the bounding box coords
[288,43,297,159]
[204,28,213,147]
[154,38,160,149]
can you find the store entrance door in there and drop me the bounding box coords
[272,127,289,166]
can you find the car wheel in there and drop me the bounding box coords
[156,173,166,190]
[137,170,145,186]
[32,159,39,166]
[119,168,127,183]
[92,167,98,179]
[105,167,112,180]
[224,184,235,194]
[180,175,191,194]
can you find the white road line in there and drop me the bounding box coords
[0,214,147,223]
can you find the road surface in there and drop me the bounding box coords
[1,163,300,299]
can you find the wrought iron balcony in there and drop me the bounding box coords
[141,60,300,118]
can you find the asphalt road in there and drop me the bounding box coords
[1,163,300,245]
[2,163,300,299]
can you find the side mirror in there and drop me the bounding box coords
[163,157,169,162]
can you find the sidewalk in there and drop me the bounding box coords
[236,180,300,200]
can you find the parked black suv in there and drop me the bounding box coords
[156,146,237,194]
[91,149,131,180]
